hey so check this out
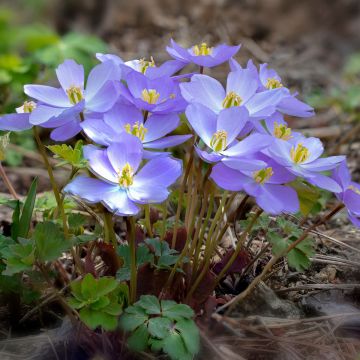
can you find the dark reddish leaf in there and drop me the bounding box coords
[212,249,251,276]
[164,227,187,252]
[97,242,121,276]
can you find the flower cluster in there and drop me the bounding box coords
[0,39,358,226]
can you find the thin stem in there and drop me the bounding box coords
[186,192,228,301]
[164,191,202,291]
[214,208,263,286]
[171,147,194,248]
[160,200,167,241]
[199,66,204,74]
[33,127,69,239]
[128,216,137,304]
[0,162,19,199]
[103,210,117,246]
[218,203,345,314]
[144,204,154,238]
[191,192,214,278]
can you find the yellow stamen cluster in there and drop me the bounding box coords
[348,185,360,196]
[124,122,148,141]
[139,57,156,74]
[222,91,242,108]
[290,143,310,164]
[22,101,36,113]
[193,42,213,56]
[273,122,292,140]
[118,163,134,187]
[266,78,283,90]
[253,167,274,184]
[210,130,227,152]
[141,89,160,104]
[66,86,83,105]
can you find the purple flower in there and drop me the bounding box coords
[23,59,120,140]
[180,69,287,118]
[118,70,187,114]
[96,53,185,79]
[267,136,345,192]
[332,161,360,227]
[255,111,303,142]
[167,39,240,68]
[211,155,299,214]
[186,103,272,168]
[0,101,36,131]
[81,103,192,157]
[64,134,182,216]
[230,59,314,118]
[258,63,314,118]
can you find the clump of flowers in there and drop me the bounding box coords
[0,38,358,359]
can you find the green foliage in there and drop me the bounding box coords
[68,273,128,331]
[116,238,186,282]
[48,140,88,169]
[1,238,35,275]
[33,32,107,73]
[9,178,37,240]
[268,218,315,271]
[32,222,70,262]
[240,214,315,271]
[35,192,77,219]
[119,295,199,360]
[18,177,37,238]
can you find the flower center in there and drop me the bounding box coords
[210,130,227,152]
[22,101,36,113]
[118,163,134,187]
[124,122,148,141]
[290,143,310,164]
[139,57,155,74]
[266,78,283,90]
[222,91,242,108]
[253,167,274,184]
[348,185,360,195]
[66,86,83,105]
[193,42,213,56]
[273,122,292,140]
[141,89,160,104]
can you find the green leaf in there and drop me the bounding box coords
[119,306,148,331]
[175,319,200,355]
[67,297,86,309]
[103,301,123,316]
[162,331,190,360]
[81,273,97,299]
[47,140,87,168]
[137,295,161,315]
[267,232,288,256]
[33,222,69,262]
[137,243,154,265]
[79,307,118,331]
[72,233,97,245]
[18,177,37,238]
[290,180,321,216]
[148,317,172,339]
[3,241,34,275]
[68,213,86,229]
[116,243,154,282]
[96,277,119,298]
[161,302,194,320]
[287,247,312,272]
[127,324,149,352]
[10,200,20,241]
